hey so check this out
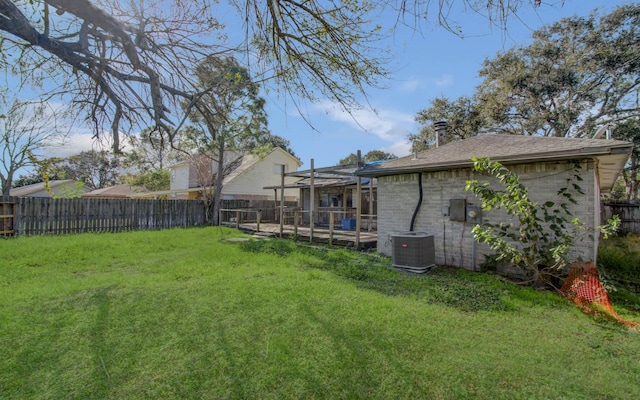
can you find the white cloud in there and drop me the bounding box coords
[398,78,421,92]
[42,133,96,158]
[434,74,453,87]
[384,140,412,158]
[314,101,416,143]
[41,130,129,158]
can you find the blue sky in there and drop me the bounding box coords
[29,0,633,171]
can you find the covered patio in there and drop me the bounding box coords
[258,152,378,249]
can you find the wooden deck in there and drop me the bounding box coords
[224,221,378,250]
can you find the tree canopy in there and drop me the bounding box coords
[412,4,640,147]
[124,127,184,172]
[410,4,640,197]
[1,0,548,153]
[409,96,483,152]
[476,3,640,138]
[55,150,122,190]
[338,150,397,166]
[183,55,270,224]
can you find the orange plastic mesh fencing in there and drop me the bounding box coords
[560,262,639,329]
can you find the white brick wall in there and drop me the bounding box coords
[377,160,597,270]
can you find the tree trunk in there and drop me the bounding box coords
[1,170,14,196]
[1,180,10,196]
[211,138,226,226]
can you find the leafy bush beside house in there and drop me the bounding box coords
[466,158,620,287]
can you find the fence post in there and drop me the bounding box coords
[294,209,299,237]
[235,210,240,229]
[329,211,334,246]
[310,159,315,243]
[0,197,15,237]
[256,210,261,232]
[356,178,362,250]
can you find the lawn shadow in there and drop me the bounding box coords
[89,287,115,399]
[237,239,568,313]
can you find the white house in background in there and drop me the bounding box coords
[164,147,302,200]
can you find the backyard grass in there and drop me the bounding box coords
[1,227,639,399]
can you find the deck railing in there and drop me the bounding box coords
[220,206,377,246]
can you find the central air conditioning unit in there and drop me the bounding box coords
[391,232,435,273]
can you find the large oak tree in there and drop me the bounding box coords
[411,4,640,195]
[413,4,640,143]
[476,4,640,138]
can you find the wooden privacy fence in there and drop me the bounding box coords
[1,196,206,236]
[601,201,640,234]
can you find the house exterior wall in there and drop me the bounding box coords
[170,163,191,191]
[222,149,300,200]
[376,160,598,270]
[169,149,299,200]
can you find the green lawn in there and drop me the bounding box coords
[1,227,639,399]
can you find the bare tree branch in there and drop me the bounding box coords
[0,0,543,153]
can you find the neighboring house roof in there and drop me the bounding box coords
[9,180,89,197]
[357,135,633,191]
[83,184,149,198]
[129,187,201,198]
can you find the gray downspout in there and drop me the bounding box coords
[410,172,423,232]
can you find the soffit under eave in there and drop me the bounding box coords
[597,153,630,193]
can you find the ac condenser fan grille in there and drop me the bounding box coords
[391,232,435,273]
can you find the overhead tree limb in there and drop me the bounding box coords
[1,0,545,153]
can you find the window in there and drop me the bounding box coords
[320,193,341,207]
[274,163,288,174]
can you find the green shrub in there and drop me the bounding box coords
[598,234,640,282]
[598,234,640,310]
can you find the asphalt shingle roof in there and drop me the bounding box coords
[357,134,633,177]
[8,180,79,197]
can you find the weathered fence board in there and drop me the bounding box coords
[0,195,295,237]
[0,196,208,236]
[601,201,640,234]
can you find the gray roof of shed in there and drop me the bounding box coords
[9,180,88,197]
[356,134,633,192]
[83,184,148,198]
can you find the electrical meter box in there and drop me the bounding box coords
[449,199,466,222]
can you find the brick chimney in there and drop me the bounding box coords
[434,121,447,148]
